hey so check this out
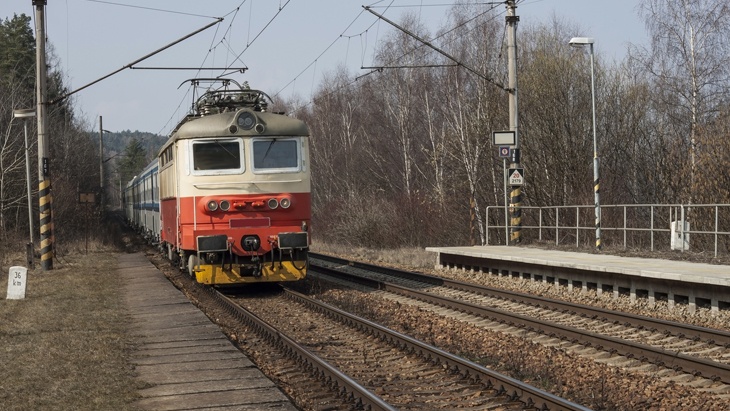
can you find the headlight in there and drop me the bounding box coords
[206,200,218,211]
[219,200,231,211]
[237,112,256,130]
[267,198,279,209]
[280,197,291,209]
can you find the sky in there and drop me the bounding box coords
[2,0,647,135]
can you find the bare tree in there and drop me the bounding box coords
[635,0,730,208]
[601,67,647,203]
[0,117,28,237]
[434,4,506,245]
[307,66,365,202]
[368,13,434,199]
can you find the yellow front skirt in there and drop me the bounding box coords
[193,260,307,285]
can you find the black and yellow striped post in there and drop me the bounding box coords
[593,159,602,250]
[469,196,476,246]
[39,179,53,269]
[510,186,522,244]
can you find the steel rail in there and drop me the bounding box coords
[280,286,591,411]
[311,253,730,346]
[198,283,398,411]
[309,257,730,385]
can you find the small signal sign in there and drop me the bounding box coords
[508,168,524,186]
[498,146,510,158]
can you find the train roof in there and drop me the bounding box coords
[160,79,309,154]
[174,110,309,140]
[125,158,159,188]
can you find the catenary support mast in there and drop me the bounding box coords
[34,0,53,270]
[506,1,522,244]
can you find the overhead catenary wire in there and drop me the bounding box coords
[142,1,247,135]
[221,0,293,75]
[130,67,246,71]
[49,17,224,105]
[56,1,511,132]
[271,6,374,100]
[363,5,507,91]
[290,1,507,111]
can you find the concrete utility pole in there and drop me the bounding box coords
[506,1,522,244]
[34,0,53,270]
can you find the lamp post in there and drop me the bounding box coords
[99,116,113,215]
[12,107,37,268]
[569,36,601,250]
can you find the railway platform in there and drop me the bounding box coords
[118,252,297,411]
[426,246,730,314]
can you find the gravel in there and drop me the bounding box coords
[311,243,730,410]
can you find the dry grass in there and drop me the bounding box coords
[0,249,142,411]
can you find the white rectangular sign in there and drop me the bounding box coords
[7,266,28,300]
[492,131,515,145]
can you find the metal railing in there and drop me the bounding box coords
[485,204,730,257]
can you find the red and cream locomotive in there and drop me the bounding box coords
[125,79,310,285]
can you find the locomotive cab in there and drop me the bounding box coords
[157,79,312,285]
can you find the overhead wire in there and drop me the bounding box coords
[74,1,510,132]
[158,1,250,134]
[271,6,375,100]
[271,0,404,115]
[85,0,220,19]
[155,0,300,133]
[287,1,506,114]
[222,0,293,74]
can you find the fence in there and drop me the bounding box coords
[485,204,730,257]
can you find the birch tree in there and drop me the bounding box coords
[438,4,506,245]
[635,0,730,208]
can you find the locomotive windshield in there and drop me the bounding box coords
[191,139,244,174]
[252,138,300,172]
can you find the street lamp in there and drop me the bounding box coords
[569,36,601,250]
[99,114,113,215]
[12,107,37,267]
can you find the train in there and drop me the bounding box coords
[124,79,311,285]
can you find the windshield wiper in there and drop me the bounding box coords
[262,139,276,162]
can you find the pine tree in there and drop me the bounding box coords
[117,138,150,185]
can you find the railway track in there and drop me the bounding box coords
[309,253,730,389]
[173,269,589,410]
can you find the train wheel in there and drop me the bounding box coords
[187,254,199,279]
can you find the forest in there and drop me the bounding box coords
[0,13,161,257]
[1,0,729,260]
[298,1,730,251]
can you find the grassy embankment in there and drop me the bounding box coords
[0,244,142,411]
